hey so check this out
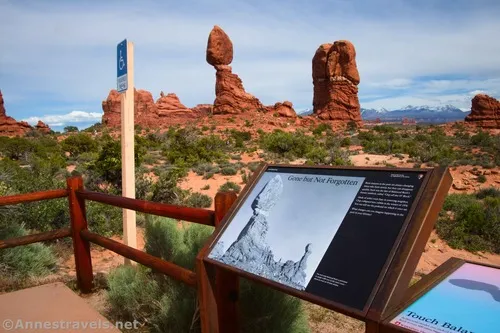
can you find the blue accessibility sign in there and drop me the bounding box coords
[117,39,128,92]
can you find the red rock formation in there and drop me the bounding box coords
[268,101,296,118]
[0,90,33,137]
[102,89,159,127]
[206,25,233,66]
[464,94,500,128]
[206,26,295,117]
[213,64,266,114]
[35,120,52,134]
[156,92,197,119]
[191,104,213,116]
[312,40,362,125]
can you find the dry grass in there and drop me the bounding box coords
[305,302,365,333]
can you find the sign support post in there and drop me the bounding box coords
[117,39,136,264]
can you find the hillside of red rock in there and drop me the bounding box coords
[0,90,34,137]
[312,41,362,125]
[464,94,500,128]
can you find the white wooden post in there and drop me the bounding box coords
[120,40,137,264]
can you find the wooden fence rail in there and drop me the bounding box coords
[81,229,197,287]
[0,176,237,333]
[0,227,71,250]
[0,189,68,206]
[77,189,216,226]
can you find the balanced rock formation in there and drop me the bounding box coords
[206,25,233,66]
[102,89,159,127]
[35,120,51,134]
[207,26,296,117]
[0,90,33,137]
[210,175,312,290]
[312,41,362,125]
[464,94,500,128]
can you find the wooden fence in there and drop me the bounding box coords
[0,176,238,333]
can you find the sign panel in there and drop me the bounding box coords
[390,262,500,333]
[206,165,429,313]
[117,39,128,93]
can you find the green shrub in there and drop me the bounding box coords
[151,169,187,205]
[312,123,331,136]
[340,137,352,147]
[201,184,210,190]
[185,192,212,208]
[219,181,241,193]
[61,133,98,157]
[477,174,487,183]
[162,128,227,166]
[107,265,161,322]
[436,192,500,253]
[260,130,315,158]
[476,187,500,199]
[107,217,310,332]
[0,224,56,279]
[221,166,238,175]
[86,201,122,236]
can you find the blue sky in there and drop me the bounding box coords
[1,0,500,130]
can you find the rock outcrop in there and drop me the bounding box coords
[35,120,51,134]
[312,41,362,125]
[210,175,312,290]
[156,92,197,119]
[102,89,160,127]
[206,26,296,117]
[464,94,500,128]
[0,90,33,137]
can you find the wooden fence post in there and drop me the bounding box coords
[214,192,239,333]
[67,176,93,293]
[197,191,239,333]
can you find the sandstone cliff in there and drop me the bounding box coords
[464,94,500,129]
[0,90,33,137]
[312,41,362,125]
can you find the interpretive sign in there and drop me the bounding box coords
[205,164,451,318]
[383,258,500,333]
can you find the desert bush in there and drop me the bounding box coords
[312,123,331,136]
[61,133,98,157]
[107,217,310,332]
[221,166,238,175]
[151,169,188,205]
[86,201,122,236]
[0,224,56,279]
[107,265,161,322]
[219,181,241,193]
[162,128,227,167]
[477,174,487,183]
[436,192,500,253]
[185,192,212,208]
[260,130,315,159]
[476,187,500,199]
[87,137,145,187]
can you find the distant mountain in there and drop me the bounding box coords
[361,105,470,123]
[296,108,313,116]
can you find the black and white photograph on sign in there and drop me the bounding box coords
[208,171,365,290]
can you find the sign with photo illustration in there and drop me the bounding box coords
[389,262,500,333]
[205,164,439,315]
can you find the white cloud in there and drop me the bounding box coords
[1,0,500,116]
[22,111,103,127]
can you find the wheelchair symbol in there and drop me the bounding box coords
[118,50,126,71]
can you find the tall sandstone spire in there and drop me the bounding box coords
[312,40,362,125]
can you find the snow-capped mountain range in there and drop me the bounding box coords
[297,105,470,123]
